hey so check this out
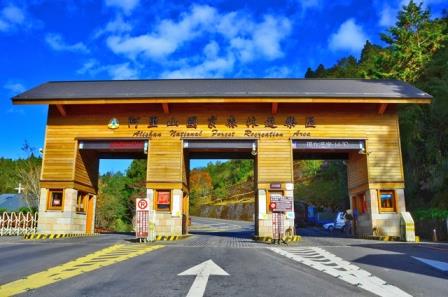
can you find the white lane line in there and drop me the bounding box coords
[412,256,448,272]
[269,247,412,297]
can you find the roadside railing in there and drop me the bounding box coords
[0,212,38,236]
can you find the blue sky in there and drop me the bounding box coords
[0,0,445,173]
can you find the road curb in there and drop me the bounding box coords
[254,235,301,243]
[155,235,191,241]
[23,233,100,240]
[355,234,401,241]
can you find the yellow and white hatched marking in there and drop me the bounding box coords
[0,244,164,296]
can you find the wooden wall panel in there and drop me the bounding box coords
[347,152,368,190]
[40,103,405,191]
[147,140,183,183]
[74,150,99,192]
[257,140,293,183]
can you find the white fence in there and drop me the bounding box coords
[0,212,38,236]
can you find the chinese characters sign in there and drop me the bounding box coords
[107,115,317,139]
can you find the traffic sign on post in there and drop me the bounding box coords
[136,198,150,240]
[136,198,150,211]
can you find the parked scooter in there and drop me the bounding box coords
[322,212,346,232]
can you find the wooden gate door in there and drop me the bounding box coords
[85,196,94,234]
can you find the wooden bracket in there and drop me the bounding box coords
[271,103,278,115]
[162,103,170,114]
[378,103,388,115]
[56,104,67,116]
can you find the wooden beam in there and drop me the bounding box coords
[378,103,388,115]
[56,104,67,116]
[271,102,278,115]
[162,103,170,114]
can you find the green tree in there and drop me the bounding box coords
[379,0,447,82]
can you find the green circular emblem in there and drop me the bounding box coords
[108,118,120,129]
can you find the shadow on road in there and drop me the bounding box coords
[297,226,353,239]
[352,252,448,279]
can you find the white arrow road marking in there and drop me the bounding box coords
[412,256,448,272]
[178,259,229,297]
[269,247,412,297]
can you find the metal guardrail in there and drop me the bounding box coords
[0,212,38,236]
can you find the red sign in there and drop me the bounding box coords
[270,202,277,210]
[158,191,170,205]
[137,200,148,210]
[109,141,145,149]
[136,198,150,211]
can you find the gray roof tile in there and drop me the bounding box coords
[13,78,432,101]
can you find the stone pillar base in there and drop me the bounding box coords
[37,188,88,234]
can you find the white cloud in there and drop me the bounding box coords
[77,59,100,75]
[0,4,25,32]
[95,14,132,38]
[45,33,89,53]
[377,0,445,27]
[329,18,368,52]
[379,4,395,27]
[107,4,216,60]
[2,4,24,23]
[252,16,291,60]
[4,82,25,94]
[203,41,220,58]
[105,0,140,14]
[7,107,25,115]
[105,5,291,65]
[299,0,321,10]
[162,41,234,78]
[107,62,138,79]
[161,54,235,79]
[265,66,292,78]
[77,59,139,80]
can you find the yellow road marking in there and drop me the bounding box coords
[0,244,164,296]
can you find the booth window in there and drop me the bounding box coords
[76,192,86,213]
[47,189,64,210]
[156,190,171,211]
[379,190,395,212]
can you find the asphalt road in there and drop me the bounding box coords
[0,217,446,297]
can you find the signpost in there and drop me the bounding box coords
[269,194,292,244]
[135,198,150,241]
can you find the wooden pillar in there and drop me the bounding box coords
[147,139,185,236]
[255,139,294,237]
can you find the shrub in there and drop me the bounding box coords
[18,206,38,214]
